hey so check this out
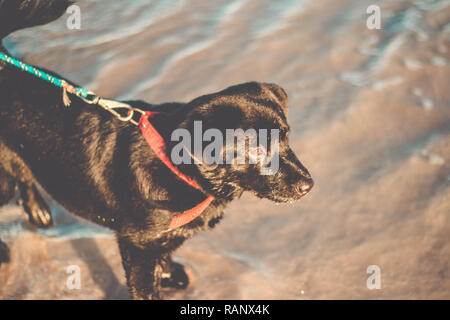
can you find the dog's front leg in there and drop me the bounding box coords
[117,237,163,300]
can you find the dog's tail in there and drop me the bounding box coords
[0,0,73,41]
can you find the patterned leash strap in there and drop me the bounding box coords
[0,52,143,125]
[0,51,89,106]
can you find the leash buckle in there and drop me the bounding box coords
[96,98,145,126]
[78,91,100,105]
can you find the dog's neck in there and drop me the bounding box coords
[130,124,242,211]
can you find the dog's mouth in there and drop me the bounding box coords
[251,179,314,203]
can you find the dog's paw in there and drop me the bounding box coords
[18,184,54,229]
[161,262,189,289]
[0,240,10,265]
[22,198,53,229]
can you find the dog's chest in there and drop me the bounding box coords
[165,204,225,239]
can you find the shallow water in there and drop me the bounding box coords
[1,0,450,299]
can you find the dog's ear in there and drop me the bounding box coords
[262,83,289,113]
[180,82,289,131]
[186,103,245,131]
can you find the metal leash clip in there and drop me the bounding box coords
[96,98,145,126]
[74,89,145,126]
[78,91,101,105]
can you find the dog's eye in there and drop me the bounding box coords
[249,146,267,162]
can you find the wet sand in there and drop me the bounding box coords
[1,0,450,299]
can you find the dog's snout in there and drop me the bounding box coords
[295,179,314,196]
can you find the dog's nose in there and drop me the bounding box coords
[296,179,314,196]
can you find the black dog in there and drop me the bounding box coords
[0,0,313,299]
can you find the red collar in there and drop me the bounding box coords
[139,111,215,230]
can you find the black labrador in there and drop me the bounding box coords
[0,0,313,299]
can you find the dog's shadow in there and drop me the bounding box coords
[40,198,130,299]
[69,238,129,300]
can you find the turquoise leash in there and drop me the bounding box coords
[0,51,89,105]
[0,51,144,124]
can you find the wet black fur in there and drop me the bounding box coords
[0,0,313,299]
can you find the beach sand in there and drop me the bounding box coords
[1,0,449,299]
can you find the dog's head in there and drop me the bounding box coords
[172,82,313,203]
